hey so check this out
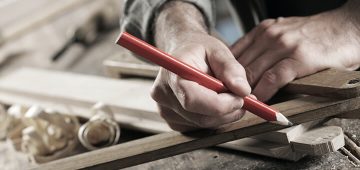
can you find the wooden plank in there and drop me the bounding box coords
[33,95,360,169]
[103,52,159,78]
[291,126,345,155]
[285,69,360,99]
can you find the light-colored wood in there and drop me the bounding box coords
[223,125,345,161]
[103,52,159,78]
[252,120,321,144]
[33,95,360,169]
[0,0,91,44]
[291,126,345,155]
[0,68,169,133]
[219,138,306,161]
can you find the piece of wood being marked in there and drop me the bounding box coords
[290,126,345,155]
[219,138,306,161]
[252,120,321,144]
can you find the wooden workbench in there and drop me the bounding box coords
[0,2,359,169]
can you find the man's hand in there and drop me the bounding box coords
[151,1,251,131]
[231,2,360,101]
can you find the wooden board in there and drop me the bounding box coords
[285,69,360,99]
[33,95,360,169]
[103,52,159,78]
[291,126,345,155]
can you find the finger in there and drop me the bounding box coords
[158,92,246,129]
[230,19,276,58]
[158,105,194,126]
[253,59,299,101]
[207,46,251,97]
[237,22,283,67]
[178,108,245,128]
[245,49,287,86]
[155,77,246,127]
[167,123,196,132]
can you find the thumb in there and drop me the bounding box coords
[207,47,252,97]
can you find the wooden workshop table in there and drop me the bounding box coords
[1,3,360,169]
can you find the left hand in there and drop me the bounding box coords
[231,8,360,101]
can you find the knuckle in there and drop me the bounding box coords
[277,33,292,48]
[150,85,163,103]
[212,48,232,61]
[180,91,195,112]
[264,26,280,38]
[268,60,295,85]
[293,42,306,57]
[262,70,278,85]
[258,19,276,30]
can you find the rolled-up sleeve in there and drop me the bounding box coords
[120,0,215,45]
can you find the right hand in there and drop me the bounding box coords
[151,32,251,131]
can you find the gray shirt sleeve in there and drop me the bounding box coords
[120,0,215,45]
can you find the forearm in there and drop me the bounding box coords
[154,1,209,52]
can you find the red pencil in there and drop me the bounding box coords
[116,32,293,126]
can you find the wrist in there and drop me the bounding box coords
[154,1,209,52]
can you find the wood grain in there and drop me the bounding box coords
[291,126,345,155]
[220,138,306,161]
[285,69,360,99]
[252,120,321,144]
[34,95,360,170]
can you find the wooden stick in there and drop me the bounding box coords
[33,96,360,170]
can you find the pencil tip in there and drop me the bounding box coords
[274,112,293,126]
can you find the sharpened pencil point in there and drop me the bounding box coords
[273,112,292,126]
